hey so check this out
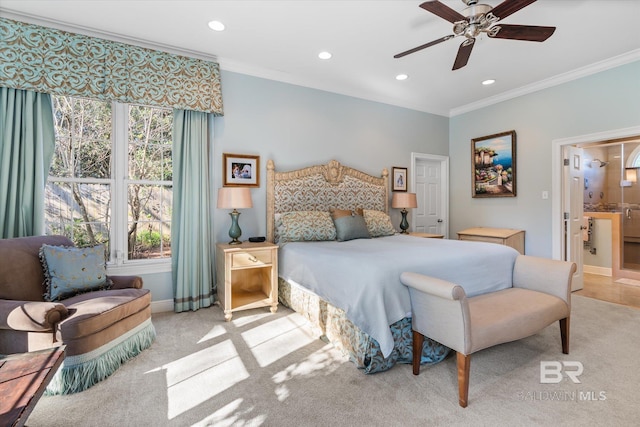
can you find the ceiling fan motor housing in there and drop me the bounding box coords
[455,3,497,39]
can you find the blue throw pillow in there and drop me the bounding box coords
[39,244,111,302]
[333,215,371,241]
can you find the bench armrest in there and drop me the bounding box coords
[400,272,469,353]
[108,275,143,290]
[512,255,576,305]
[0,299,69,332]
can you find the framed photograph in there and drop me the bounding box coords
[223,153,260,187]
[392,167,408,192]
[472,130,516,198]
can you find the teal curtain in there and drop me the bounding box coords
[171,109,214,312]
[0,87,55,238]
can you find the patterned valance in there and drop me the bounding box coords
[0,18,223,115]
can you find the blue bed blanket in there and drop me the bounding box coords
[279,234,519,358]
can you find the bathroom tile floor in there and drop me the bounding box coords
[577,273,640,309]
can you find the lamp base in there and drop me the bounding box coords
[228,210,243,244]
[399,209,410,234]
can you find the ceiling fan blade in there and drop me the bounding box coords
[490,0,538,20]
[420,1,466,24]
[490,24,556,42]
[452,39,475,70]
[394,35,455,59]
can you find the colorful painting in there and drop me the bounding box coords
[472,130,516,198]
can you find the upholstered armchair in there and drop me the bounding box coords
[0,235,156,394]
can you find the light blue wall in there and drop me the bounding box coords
[148,61,639,304]
[212,71,449,244]
[449,61,640,257]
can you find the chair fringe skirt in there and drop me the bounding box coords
[45,319,156,395]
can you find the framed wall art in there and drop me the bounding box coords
[472,130,516,198]
[392,166,408,192]
[223,153,260,187]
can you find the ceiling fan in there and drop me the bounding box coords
[394,0,556,70]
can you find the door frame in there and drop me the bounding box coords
[410,152,449,238]
[552,125,640,261]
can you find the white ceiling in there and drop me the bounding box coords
[1,0,639,117]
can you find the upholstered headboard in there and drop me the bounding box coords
[266,159,389,243]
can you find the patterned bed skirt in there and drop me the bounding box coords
[278,278,450,373]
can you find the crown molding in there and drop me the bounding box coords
[450,49,640,117]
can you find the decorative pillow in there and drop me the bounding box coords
[39,244,112,302]
[278,211,337,243]
[333,214,371,241]
[362,209,396,237]
[329,208,353,220]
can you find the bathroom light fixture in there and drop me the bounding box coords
[482,79,496,85]
[208,20,225,31]
[396,74,409,81]
[318,51,332,60]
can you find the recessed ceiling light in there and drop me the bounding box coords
[208,20,225,31]
[318,51,332,60]
[482,79,496,85]
[395,74,409,81]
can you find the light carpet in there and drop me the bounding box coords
[28,295,639,426]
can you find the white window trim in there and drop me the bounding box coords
[110,102,172,271]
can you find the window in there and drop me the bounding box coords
[45,96,173,265]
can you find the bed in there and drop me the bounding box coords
[266,159,519,373]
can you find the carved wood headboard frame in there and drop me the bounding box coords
[266,159,389,243]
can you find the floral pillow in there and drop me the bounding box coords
[361,209,396,237]
[278,211,337,243]
[39,244,112,302]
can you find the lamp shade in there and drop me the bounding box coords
[217,187,253,209]
[391,192,417,209]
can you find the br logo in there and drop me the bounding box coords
[540,361,584,384]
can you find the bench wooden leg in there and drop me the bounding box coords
[560,317,570,354]
[457,352,470,408]
[412,330,424,375]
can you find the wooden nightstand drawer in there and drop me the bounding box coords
[231,250,272,267]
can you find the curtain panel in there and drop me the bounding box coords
[172,109,214,312]
[0,87,55,238]
[0,17,224,115]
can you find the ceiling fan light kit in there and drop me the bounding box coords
[394,0,556,70]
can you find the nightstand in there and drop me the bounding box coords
[457,227,525,254]
[409,232,444,239]
[216,241,278,321]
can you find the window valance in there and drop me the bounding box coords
[0,18,224,115]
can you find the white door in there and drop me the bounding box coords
[564,146,584,291]
[412,154,448,237]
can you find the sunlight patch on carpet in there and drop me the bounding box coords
[241,313,316,367]
[198,324,227,343]
[191,398,267,427]
[154,340,249,419]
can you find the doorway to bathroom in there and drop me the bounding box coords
[552,126,640,299]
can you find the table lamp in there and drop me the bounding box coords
[391,192,417,234]
[217,187,253,244]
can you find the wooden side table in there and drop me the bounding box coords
[216,241,279,321]
[0,346,65,427]
[409,232,445,239]
[457,227,525,254]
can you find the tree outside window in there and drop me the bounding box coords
[45,96,173,262]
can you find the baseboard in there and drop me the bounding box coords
[151,299,174,313]
[584,265,612,276]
